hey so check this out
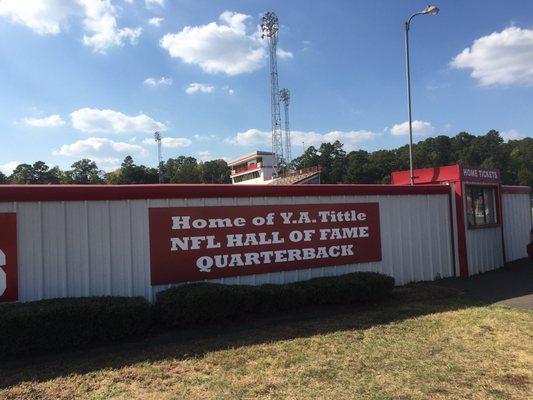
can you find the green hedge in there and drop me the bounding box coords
[155,272,394,328]
[0,296,152,358]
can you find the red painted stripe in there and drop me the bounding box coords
[501,185,531,194]
[454,182,469,277]
[0,184,451,202]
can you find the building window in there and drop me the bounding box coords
[466,185,497,227]
[233,171,260,183]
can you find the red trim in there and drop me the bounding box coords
[391,165,461,185]
[0,184,451,203]
[227,151,273,166]
[0,213,18,302]
[230,163,260,176]
[446,185,457,277]
[454,182,469,277]
[496,185,506,265]
[501,185,531,194]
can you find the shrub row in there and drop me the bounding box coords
[0,272,394,357]
[155,272,395,328]
[0,296,152,358]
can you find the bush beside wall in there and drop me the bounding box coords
[155,272,395,328]
[0,296,152,358]
[0,272,394,358]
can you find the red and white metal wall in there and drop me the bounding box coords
[0,176,530,303]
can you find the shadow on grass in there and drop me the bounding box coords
[0,284,486,389]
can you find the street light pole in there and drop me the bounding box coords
[404,5,439,185]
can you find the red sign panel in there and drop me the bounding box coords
[0,213,18,302]
[149,203,382,285]
[461,166,500,184]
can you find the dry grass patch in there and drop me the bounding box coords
[0,289,531,400]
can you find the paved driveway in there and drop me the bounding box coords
[433,258,533,310]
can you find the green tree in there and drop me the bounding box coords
[0,171,7,184]
[163,156,201,183]
[62,159,104,184]
[343,150,370,183]
[291,146,319,171]
[106,156,158,184]
[199,159,231,183]
[10,161,61,184]
[315,141,347,184]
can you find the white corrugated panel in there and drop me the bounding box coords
[502,192,532,262]
[466,226,503,275]
[0,193,454,302]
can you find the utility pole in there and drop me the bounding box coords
[261,12,284,175]
[404,5,439,185]
[154,131,162,184]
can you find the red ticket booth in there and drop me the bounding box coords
[392,165,504,277]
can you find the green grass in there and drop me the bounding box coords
[0,285,531,400]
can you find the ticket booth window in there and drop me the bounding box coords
[466,186,497,227]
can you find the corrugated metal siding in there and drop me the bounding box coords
[502,193,532,262]
[466,226,503,275]
[0,193,454,302]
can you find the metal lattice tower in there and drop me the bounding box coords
[279,88,291,164]
[154,131,162,183]
[261,12,284,174]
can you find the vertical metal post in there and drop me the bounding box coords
[157,139,162,184]
[154,131,162,184]
[404,21,414,185]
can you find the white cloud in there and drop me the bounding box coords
[197,150,228,162]
[226,129,379,151]
[80,0,143,53]
[142,137,192,148]
[277,48,293,59]
[193,134,216,141]
[71,108,167,134]
[160,11,270,75]
[390,120,435,136]
[197,150,211,161]
[0,161,20,175]
[21,114,65,127]
[500,129,526,141]
[145,0,165,8]
[0,0,72,35]
[225,128,271,147]
[143,76,172,87]
[228,89,235,95]
[185,83,215,94]
[148,17,163,27]
[451,27,533,86]
[53,137,147,169]
[0,0,143,53]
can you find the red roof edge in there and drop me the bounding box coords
[501,185,532,194]
[0,184,451,203]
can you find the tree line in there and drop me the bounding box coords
[0,156,231,185]
[0,130,531,188]
[291,130,532,188]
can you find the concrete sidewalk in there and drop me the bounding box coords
[432,258,533,310]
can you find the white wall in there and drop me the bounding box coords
[0,193,455,302]
[465,226,503,275]
[502,192,532,262]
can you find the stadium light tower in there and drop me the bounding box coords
[404,5,439,185]
[279,88,292,165]
[261,12,284,175]
[154,131,162,184]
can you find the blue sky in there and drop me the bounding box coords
[0,0,532,173]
